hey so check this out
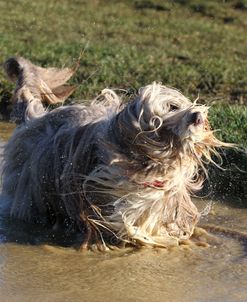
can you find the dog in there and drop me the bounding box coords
[1,57,230,250]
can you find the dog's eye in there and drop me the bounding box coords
[169,104,179,111]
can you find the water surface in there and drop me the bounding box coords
[0,122,15,141]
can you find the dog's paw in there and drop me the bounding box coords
[179,226,221,248]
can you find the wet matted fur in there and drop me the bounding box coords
[1,57,231,250]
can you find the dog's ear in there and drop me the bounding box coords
[4,57,76,104]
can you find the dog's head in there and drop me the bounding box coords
[136,83,212,145]
[116,82,230,174]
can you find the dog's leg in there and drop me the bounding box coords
[165,195,200,241]
[4,57,75,123]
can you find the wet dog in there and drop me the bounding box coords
[1,57,230,250]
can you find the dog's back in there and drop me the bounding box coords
[1,58,119,229]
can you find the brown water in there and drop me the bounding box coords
[0,122,247,302]
[0,122,15,141]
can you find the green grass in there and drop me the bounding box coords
[0,0,246,147]
[210,104,247,147]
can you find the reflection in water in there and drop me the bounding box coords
[0,122,246,302]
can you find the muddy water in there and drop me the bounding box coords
[0,122,247,302]
[0,122,15,142]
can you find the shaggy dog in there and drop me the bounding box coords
[1,57,230,250]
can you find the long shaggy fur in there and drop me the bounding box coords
[1,57,231,250]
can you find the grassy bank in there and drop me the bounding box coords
[0,0,246,147]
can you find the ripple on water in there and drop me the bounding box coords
[0,203,246,302]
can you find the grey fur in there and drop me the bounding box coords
[1,57,230,249]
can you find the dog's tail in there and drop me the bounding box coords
[4,57,76,123]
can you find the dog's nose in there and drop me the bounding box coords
[189,112,203,125]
